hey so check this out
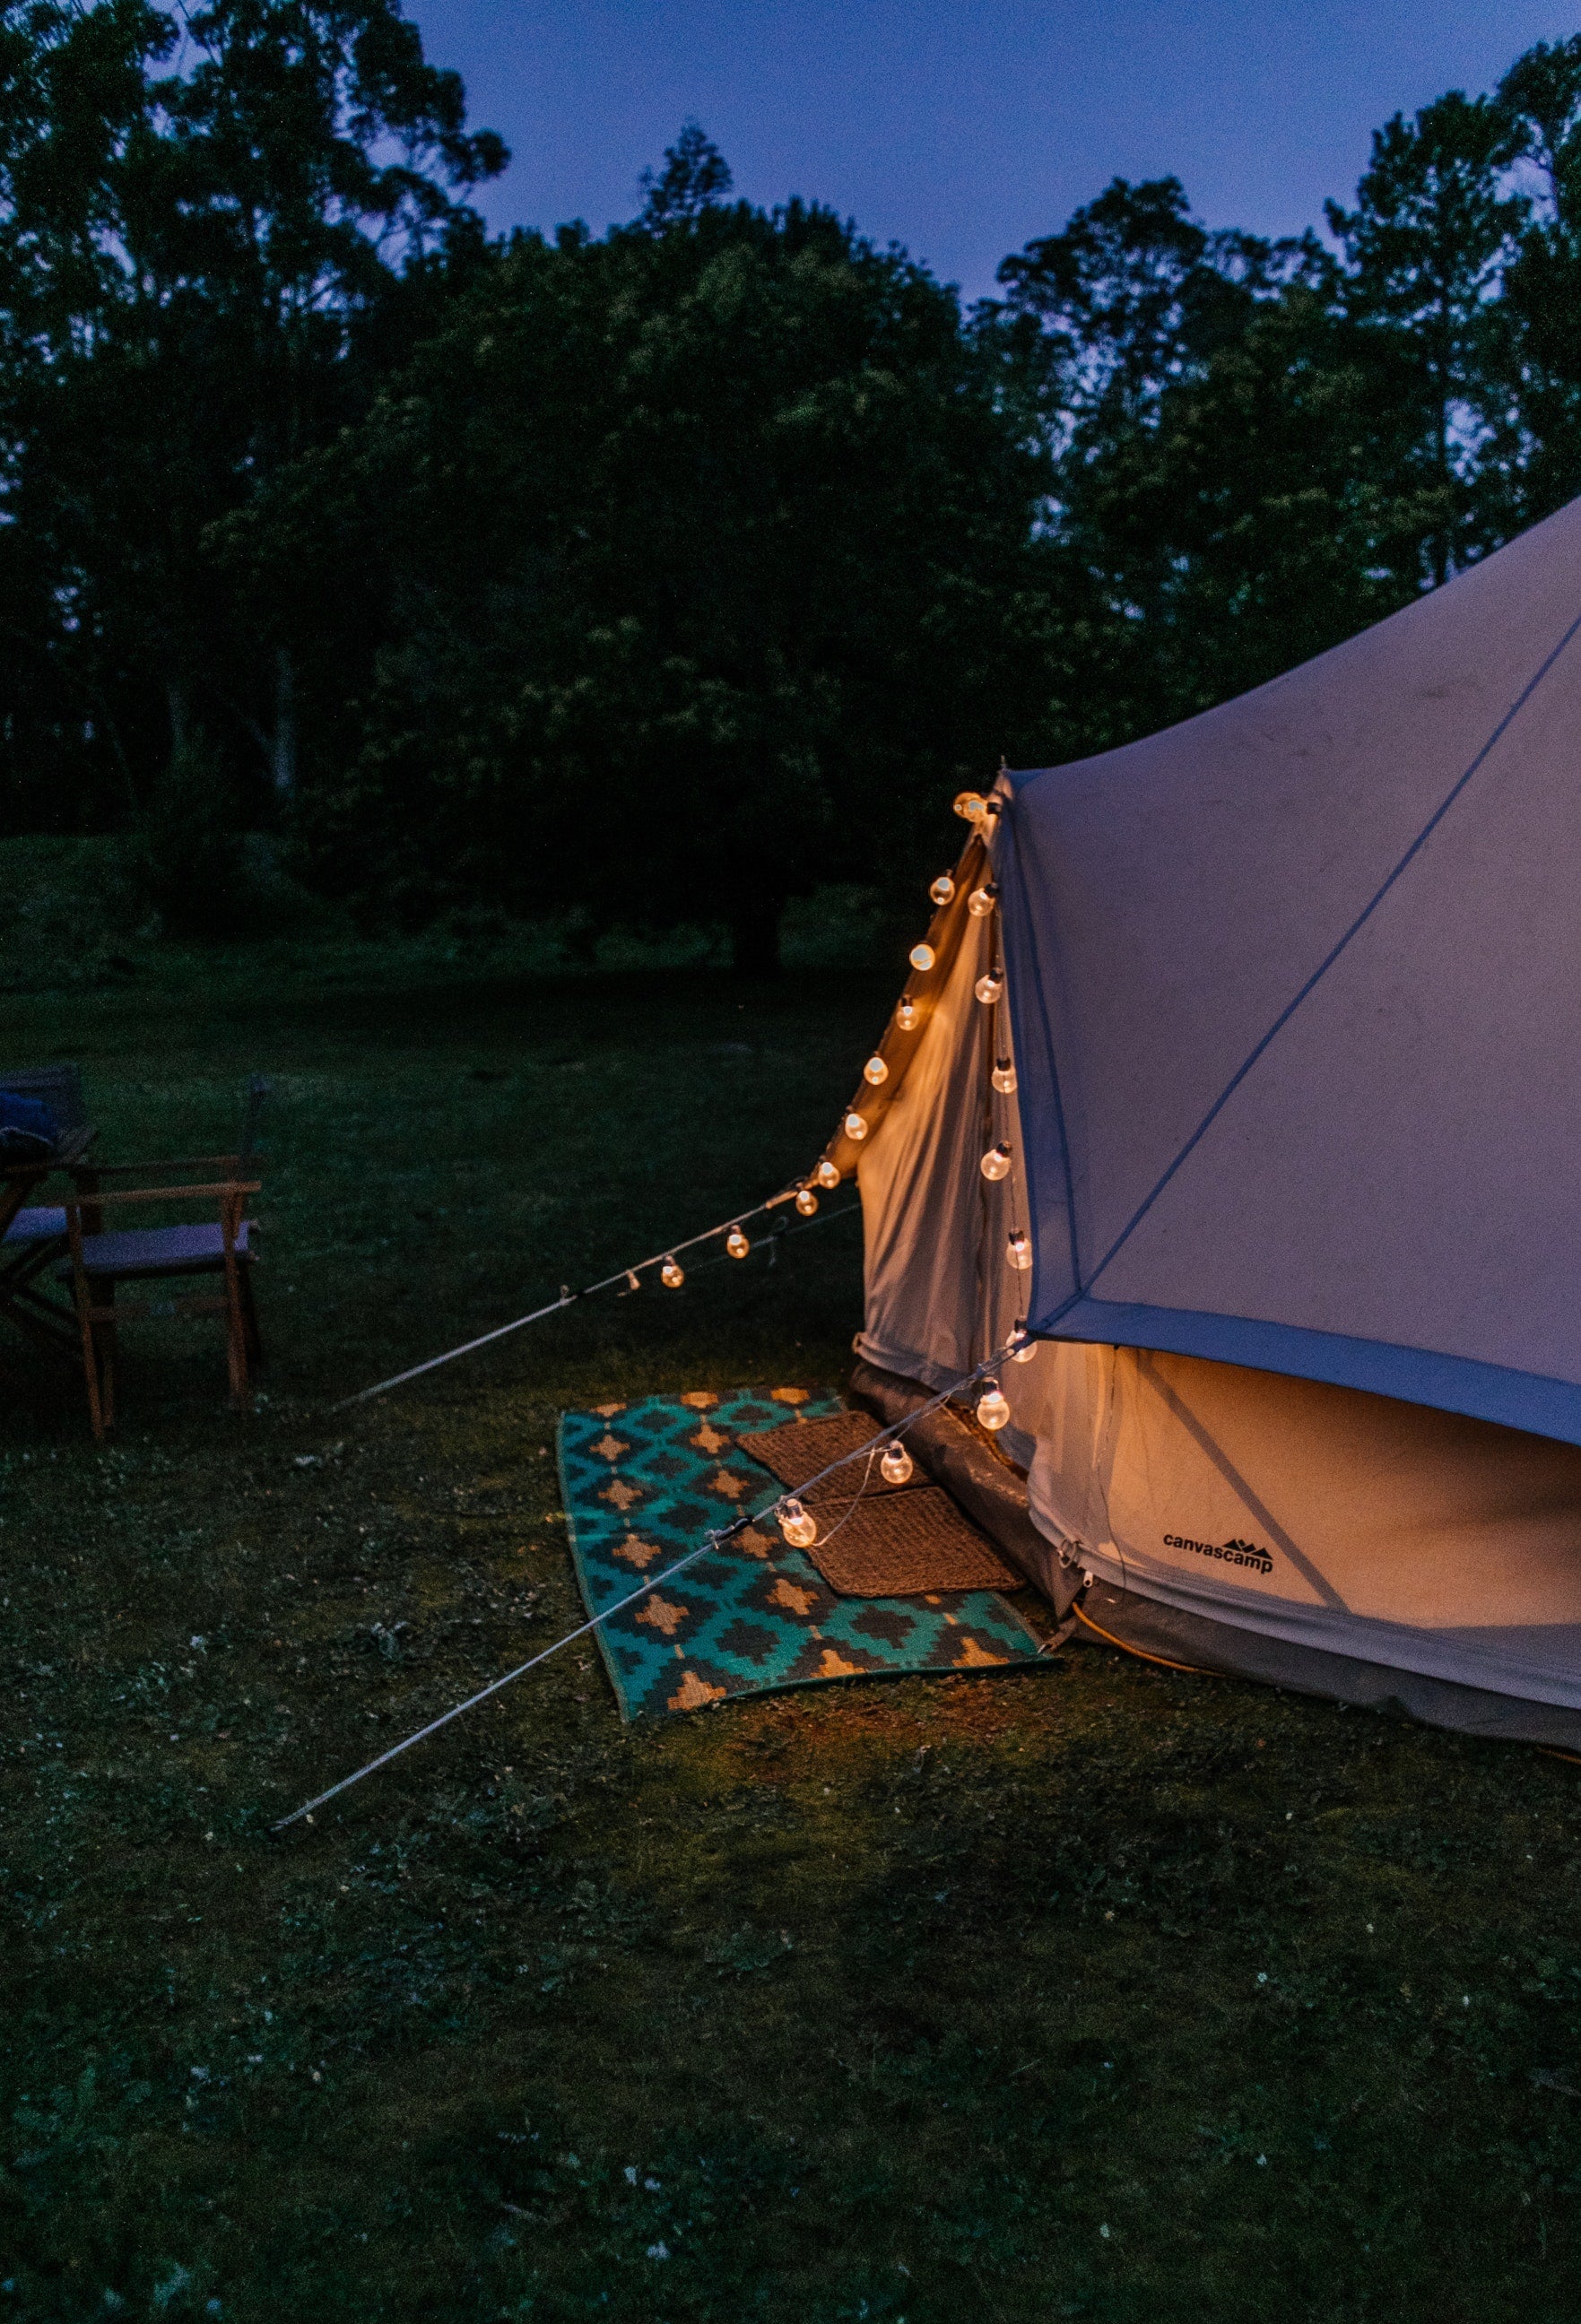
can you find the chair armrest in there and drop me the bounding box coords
[65,1181,260,1210]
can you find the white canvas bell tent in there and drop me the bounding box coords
[838,490,1581,1747]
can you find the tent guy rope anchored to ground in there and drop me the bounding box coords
[333,1192,862,1410]
[332,788,1003,1416]
[274,1346,1015,1833]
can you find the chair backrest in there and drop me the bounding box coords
[0,1062,88,1137]
[237,1076,271,1175]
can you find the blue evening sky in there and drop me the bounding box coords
[406,1,1577,299]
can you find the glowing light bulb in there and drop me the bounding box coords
[816,1158,841,1190]
[909,943,935,973]
[863,1054,889,1086]
[977,1379,1011,1431]
[845,1111,869,1142]
[975,969,1003,1006]
[1010,1322,1038,1363]
[778,1496,818,1549]
[879,1441,914,1485]
[795,1186,819,1217]
[929,873,956,906]
[896,998,919,1032]
[968,883,999,918]
[980,1141,1012,1182]
[726,1226,751,1260]
[992,1057,1018,1095]
[660,1255,684,1288]
[953,792,987,822]
[1006,1227,1032,1271]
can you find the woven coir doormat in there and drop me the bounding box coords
[737,1418,1021,1598]
[734,1409,906,1501]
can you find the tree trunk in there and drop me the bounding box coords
[729,890,786,977]
[165,676,192,759]
[272,646,297,795]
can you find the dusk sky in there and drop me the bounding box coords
[406,0,1578,298]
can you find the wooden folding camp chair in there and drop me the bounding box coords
[57,1079,269,1437]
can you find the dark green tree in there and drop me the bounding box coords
[285,130,1055,969]
[986,177,1344,741]
[1325,91,1525,584]
[0,0,505,828]
[1498,37,1581,519]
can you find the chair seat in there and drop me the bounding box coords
[57,1220,252,1280]
[4,1206,66,1244]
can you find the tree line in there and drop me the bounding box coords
[4,5,1581,967]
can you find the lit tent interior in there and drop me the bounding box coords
[831,490,1581,1749]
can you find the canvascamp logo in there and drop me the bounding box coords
[1163,1531,1274,1575]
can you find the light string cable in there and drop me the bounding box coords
[273,1346,1013,1834]
[332,1192,859,1412]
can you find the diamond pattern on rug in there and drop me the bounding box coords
[559,1389,1046,1720]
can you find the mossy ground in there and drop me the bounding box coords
[3,935,1581,2321]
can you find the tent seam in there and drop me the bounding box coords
[1080,601,1581,1297]
[1000,795,1083,1300]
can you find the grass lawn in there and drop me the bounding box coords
[3,930,1581,2322]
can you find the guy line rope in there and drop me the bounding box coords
[274,1346,1014,1832]
[332,1190,858,1412]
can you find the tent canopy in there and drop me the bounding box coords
[998,493,1581,1445]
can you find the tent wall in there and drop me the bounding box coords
[1029,1342,1581,1713]
[996,494,1581,1444]
[853,787,1581,1723]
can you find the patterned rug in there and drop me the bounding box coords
[558,1388,1047,1720]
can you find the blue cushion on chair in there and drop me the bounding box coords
[0,1090,59,1162]
[59,1220,252,1280]
[3,1207,66,1244]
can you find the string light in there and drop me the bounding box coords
[845,1111,869,1142]
[795,1187,819,1217]
[660,1256,684,1288]
[879,1441,914,1485]
[954,792,987,822]
[929,873,956,906]
[976,1379,1011,1431]
[975,968,1003,1006]
[1006,1227,1032,1270]
[909,943,935,972]
[896,998,920,1032]
[863,1055,889,1086]
[992,1057,1017,1095]
[726,1226,751,1260]
[1010,1322,1038,1364]
[817,1158,841,1189]
[968,884,998,918]
[778,1497,818,1549]
[980,1141,1012,1182]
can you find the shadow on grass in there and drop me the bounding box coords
[1,941,1579,2320]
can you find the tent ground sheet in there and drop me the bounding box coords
[558,1388,1047,1720]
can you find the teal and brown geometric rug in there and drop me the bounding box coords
[558,1388,1047,1721]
